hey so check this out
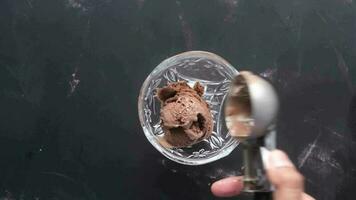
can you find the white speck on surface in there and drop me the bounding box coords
[160,159,166,166]
[259,68,277,81]
[67,0,88,12]
[68,71,80,96]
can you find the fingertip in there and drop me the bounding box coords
[268,150,294,169]
[302,193,316,200]
[211,176,243,197]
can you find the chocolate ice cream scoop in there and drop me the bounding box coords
[156,81,213,148]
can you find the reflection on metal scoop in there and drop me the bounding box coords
[224,71,279,197]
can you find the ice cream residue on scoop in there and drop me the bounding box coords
[156,81,213,148]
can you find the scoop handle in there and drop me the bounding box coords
[242,138,271,193]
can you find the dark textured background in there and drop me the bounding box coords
[1,0,356,199]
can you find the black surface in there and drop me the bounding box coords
[1,0,356,199]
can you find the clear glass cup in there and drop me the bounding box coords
[138,51,239,165]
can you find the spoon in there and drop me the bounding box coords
[224,71,279,199]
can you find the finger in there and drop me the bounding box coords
[302,193,316,200]
[265,150,304,200]
[211,176,243,197]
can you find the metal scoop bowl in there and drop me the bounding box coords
[224,71,279,197]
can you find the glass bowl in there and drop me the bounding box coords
[138,51,239,165]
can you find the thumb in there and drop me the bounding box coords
[265,150,304,200]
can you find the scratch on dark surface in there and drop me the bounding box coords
[316,11,327,24]
[26,0,33,8]
[298,113,348,176]
[298,131,322,168]
[303,109,324,125]
[176,1,193,50]
[41,171,79,185]
[333,46,354,93]
[40,172,97,200]
[316,149,342,171]
[67,12,91,97]
[222,0,239,23]
[299,143,344,178]
[325,127,344,138]
[178,14,193,50]
[296,18,303,76]
[315,11,354,93]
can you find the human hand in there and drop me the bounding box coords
[211,150,315,200]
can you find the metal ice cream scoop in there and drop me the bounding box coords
[224,71,279,199]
